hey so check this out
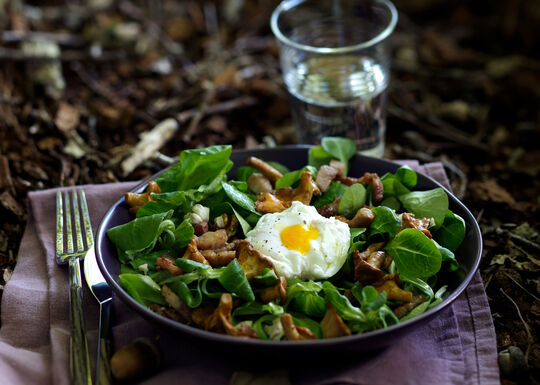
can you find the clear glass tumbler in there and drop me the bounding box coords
[271,0,398,157]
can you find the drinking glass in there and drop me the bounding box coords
[271,0,398,157]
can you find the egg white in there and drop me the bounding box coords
[245,201,350,280]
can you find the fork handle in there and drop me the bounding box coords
[96,298,113,385]
[69,257,92,385]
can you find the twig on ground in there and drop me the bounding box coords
[121,118,179,176]
[500,288,533,361]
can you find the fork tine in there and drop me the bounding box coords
[78,189,94,248]
[65,191,74,255]
[72,190,85,253]
[56,191,64,256]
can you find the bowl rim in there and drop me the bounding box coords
[95,145,483,348]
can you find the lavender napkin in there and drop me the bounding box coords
[0,162,500,385]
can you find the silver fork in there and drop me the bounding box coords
[56,189,93,385]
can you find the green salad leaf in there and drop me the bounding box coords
[385,228,442,280]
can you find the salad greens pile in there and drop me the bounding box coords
[107,137,466,340]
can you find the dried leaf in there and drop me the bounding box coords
[469,180,516,206]
[55,102,80,134]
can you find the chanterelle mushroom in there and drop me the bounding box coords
[321,303,351,338]
[280,314,316,341]
[236,240,275,280]
[191,293,257,338]
[259,277,287,304]
[373,274,413,303]
[125,181,161,215]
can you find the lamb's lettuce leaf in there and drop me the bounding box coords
[119,273,166,306]
[107,210,175,262]
[399,188,448,228]
[385,228,442,280]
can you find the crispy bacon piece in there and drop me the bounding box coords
[259,277,287,304]
[193,221,209,236]
[373,274,413,302]
[236,240,275,280]
[336,207,375,228]
[247,173,273,194]
[280,314,317,341]
[201,249,237,266]
[321,303,352,338]
[156,255,184,275]
[401,212,434,238]
[125,181,161,215]
[315,165,338,193]
[329,160,346,176]
[393,294,426,318]
[196,229,228,250]
[161,284,192,322]
[246,156,283,184]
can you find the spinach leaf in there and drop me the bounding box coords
[267,161,290,175]
[107,210,175,262]
[321,137,356,174]
[348,227,367,254]
[168,280,202,308]
[381,176,410,198]
[428,286,448,309]
[201,278,225,299]
[380,196,401,211]
[313,181,347,208]
[338,183,366,218]
[253,268,278,287]
[286,280,323,299]
[209,201,253,235]
[129,249,173,272]
[401,277,434,299]
[236,166,256,182]
[173,219,194,249]
[155,145,233,192]
[399,188,448,228]
[136,191,189,218]
[368,206,401,240]
[221,181,258,215]
[399,301,430,322]
[385,228,442,280]
[433,210,466,251]
[322,281,364,321]
[433,240,460,272]
[308,145,333,170]
[275,166,318,189]
[288,292,326,318]
[119,273,166,306]
[395,165,417,189]
[233,301,284,319]
[175,258,210,273]
[218,259,255,301]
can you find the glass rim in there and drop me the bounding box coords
[270,0,398,54]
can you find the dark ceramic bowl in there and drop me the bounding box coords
[95,146,482,357]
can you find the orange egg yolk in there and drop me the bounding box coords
[280,224,320,255]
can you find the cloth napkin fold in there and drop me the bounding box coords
[0,161,500,385]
